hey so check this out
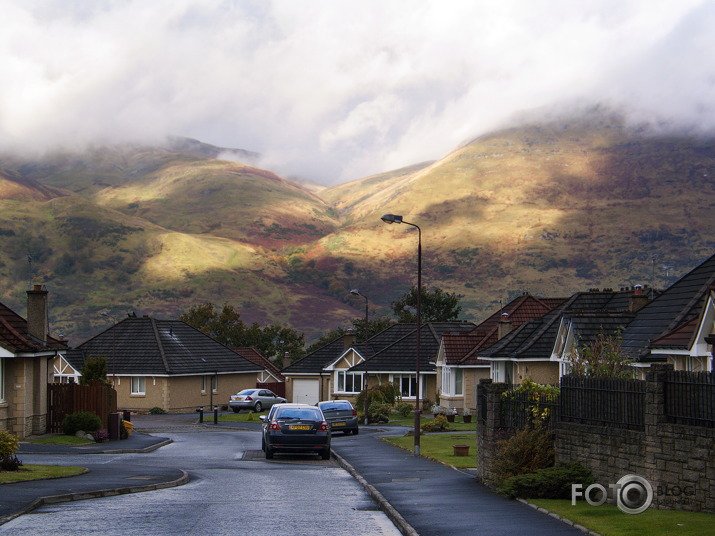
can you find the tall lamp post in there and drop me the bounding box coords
[381,213,422,456]
[350,289,369,425]
[100,312,117,386]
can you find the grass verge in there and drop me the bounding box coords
[25,436,94,445]
[387,413,476,432]
[217,411,266,423]
[528,499,713,536]
[384,433,477,469]
[0,465,86,484]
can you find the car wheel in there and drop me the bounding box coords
[254,402,262,413]
[320,448,331,460]
[261,437,265,451]
[353,428,359,435]
[265,447,274,459]
[232,408,240,413]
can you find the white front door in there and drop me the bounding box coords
[292,379,320,405]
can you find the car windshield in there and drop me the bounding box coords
[319,402,352,411]
[275,408,322,421]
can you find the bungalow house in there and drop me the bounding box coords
[63,315,265,413]
[282,325,417,404]
[0,285,66,438]
[620,252,715,375]
[349,322,476,409]
[479,288,648,385]
[435,293,566,412]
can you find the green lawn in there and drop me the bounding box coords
[528,499,714,536]
[0,464,86,483]
[386,413,477,432]
[217,411,267,422]
[25,435,94,445]
[384,433,477,469]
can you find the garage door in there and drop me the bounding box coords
[292,379,320,405]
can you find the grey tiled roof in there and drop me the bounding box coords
[351,322,477,372]
[65,317,262,375]
[0,301,66,354]
[480,290,636,360]
[621,252,715,359]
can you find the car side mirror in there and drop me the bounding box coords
[259,415,267,422]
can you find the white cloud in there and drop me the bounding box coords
[1,0,712,182]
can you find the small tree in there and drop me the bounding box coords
[80,355,110,386]
[570,329,633,378]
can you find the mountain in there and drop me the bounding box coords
[1,111,715,345]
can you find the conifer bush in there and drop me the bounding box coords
[61,411,102,436]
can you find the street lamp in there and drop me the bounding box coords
[100,312,117,386]
[350,289,370,425]
[381,213,422,456]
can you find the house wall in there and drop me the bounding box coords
[116,373,257,413]
[513,361,559,386]
[0,357,48,438]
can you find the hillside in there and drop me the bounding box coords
[2,112,715,345]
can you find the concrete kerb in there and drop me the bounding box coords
[0,469,189,526]
[331,449,419,536]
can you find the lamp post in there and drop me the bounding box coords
[380,213,422,456]
[100,312,117,386]
[351,289,370,425]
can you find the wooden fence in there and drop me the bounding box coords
[257,381,286,398]
[48,382,118,432]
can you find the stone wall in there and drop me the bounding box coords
[477,365,715,513]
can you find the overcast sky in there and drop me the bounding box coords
[2,0,714,183]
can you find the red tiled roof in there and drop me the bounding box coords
[232,347,285,380]
[0,302,65,354]
[443,294,566,365]
[650,316,700,350]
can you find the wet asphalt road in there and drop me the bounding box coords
[1,420,402,536]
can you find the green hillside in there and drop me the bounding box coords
[1,112,715,345]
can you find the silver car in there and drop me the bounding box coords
[229,388,286,413]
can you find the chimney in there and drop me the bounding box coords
[283,351,291,368]
[27,284,49,343]
[343,329,356,349]
[498,312,512,340]
[629,284,649,313]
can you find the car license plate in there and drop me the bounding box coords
[332,422,346,427]
[290,425,311,430]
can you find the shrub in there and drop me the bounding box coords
[422,414,449,432]
[0,430,22,471]
[149,407,167,415]
[61,411,102,436]
[356,382,401,411]
[490,424,554,486]
[92,429,109,443]
[499,463,595,500]
[367,402,391,423]
[395,402,413,418]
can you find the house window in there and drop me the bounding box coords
[336,371,363,393]
[130,376,146,395]
[211,375,218,393]
[441,367,463,396]
[0,358,4,402]
[392,374,423,398]
[201,375,206,392]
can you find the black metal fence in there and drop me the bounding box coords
[665,370,715,428]
[497,390,559,429]
[559,375,645,430]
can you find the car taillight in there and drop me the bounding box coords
[351,409,357,416]
[318,421,329,431]
[269,421,280,431]
[245,396,253,401]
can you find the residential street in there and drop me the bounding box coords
[1,425,401,536]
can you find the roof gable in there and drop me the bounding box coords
[0,301,65,355]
